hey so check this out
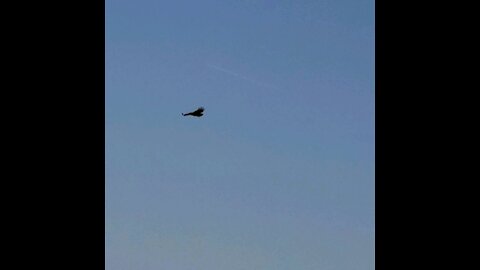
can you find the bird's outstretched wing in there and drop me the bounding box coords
[194,107,205,113]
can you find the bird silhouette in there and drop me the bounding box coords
[182,107,205,117]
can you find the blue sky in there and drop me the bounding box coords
[106,0,374,269]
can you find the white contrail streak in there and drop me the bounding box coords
[207,64,277,89]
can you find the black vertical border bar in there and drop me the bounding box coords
[4,0,106,268]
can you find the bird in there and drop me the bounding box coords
[182,107,205,117]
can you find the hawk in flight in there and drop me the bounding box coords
[182,107,205,117]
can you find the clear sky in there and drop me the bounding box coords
[106,0,375,269]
